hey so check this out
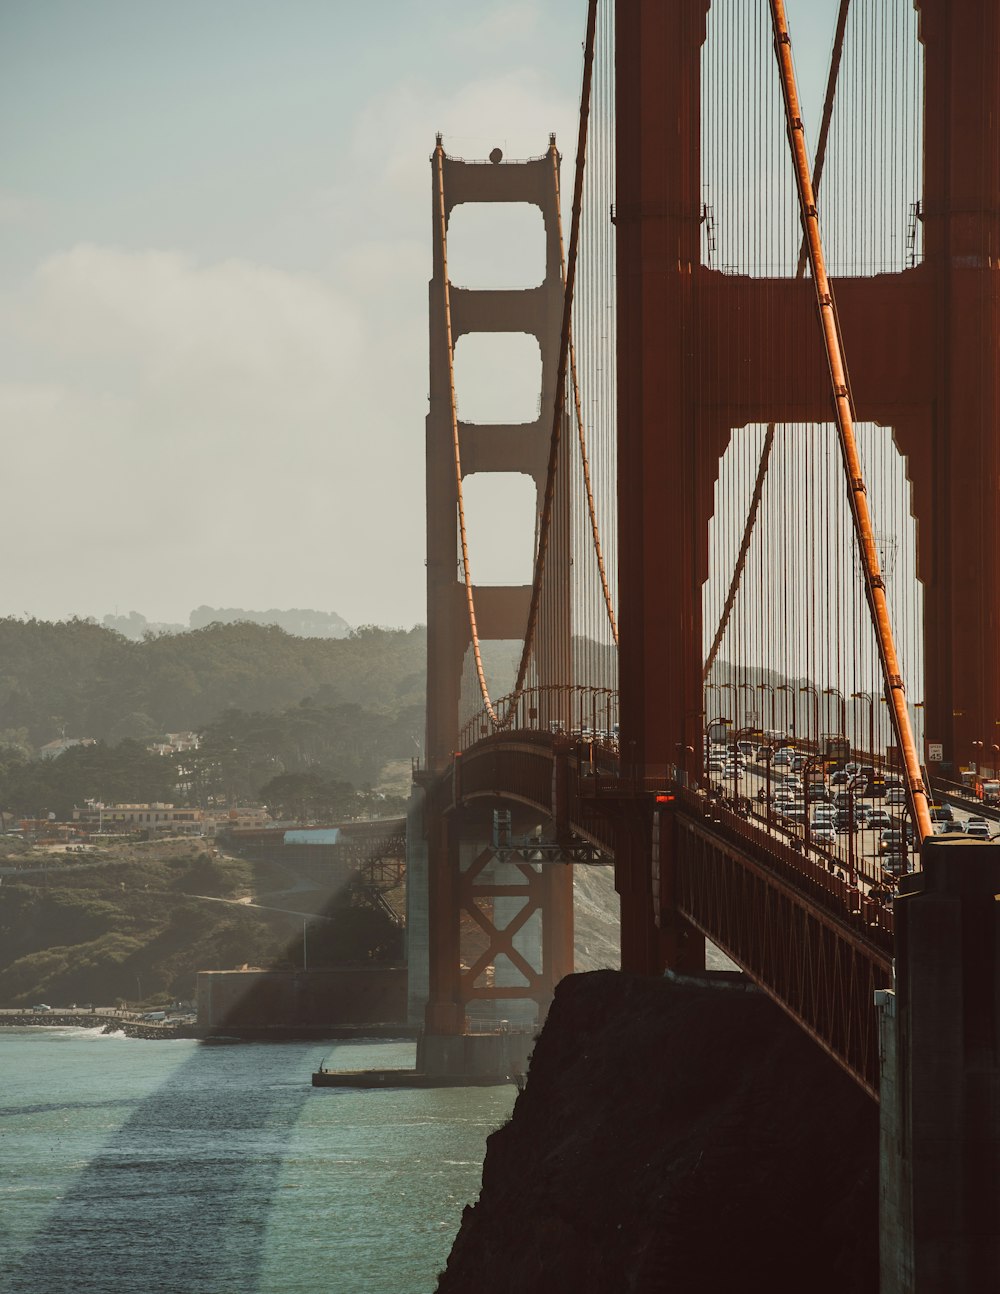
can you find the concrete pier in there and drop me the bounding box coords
[879,835,1000,1291]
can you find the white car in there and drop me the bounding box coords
[811,825,837,847]
[965,818,991,840]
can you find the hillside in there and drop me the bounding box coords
[0,618,427,748]
[0,838,402,1007]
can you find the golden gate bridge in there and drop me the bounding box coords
[410,3,1000,1282]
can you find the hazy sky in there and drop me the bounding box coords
[1,0,834,631]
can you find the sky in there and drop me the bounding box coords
[0,0,835,631]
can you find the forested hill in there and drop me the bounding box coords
[0,619,426,748]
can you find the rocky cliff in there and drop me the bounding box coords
[437,970,879,1294]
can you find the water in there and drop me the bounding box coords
[0,1028,515,1294]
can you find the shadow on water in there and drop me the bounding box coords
[9,830,410,1292]
[8,1039,330,1294]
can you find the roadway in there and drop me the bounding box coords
[702,750,996,897]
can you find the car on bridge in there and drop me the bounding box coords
[833,810,860,834]
[811,825,837,847]
[879,827,913,855]
[867,809,892,832]
[929,804,956,830]
[965,817,991,840]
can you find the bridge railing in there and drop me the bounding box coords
[675,785,895,950]
[458,685,619,753]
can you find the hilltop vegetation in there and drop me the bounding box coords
[0,618,425,748]
[103,605,352,641]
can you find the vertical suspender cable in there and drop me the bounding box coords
[554,148,620,649]
[508,0,600,704]
[704,0,853,680]
[767,0,932,842]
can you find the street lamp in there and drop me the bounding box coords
[757,682,776,731]
[760,743,775,827]
[739,683,758,728]
[707,715,734,742]
[720,682,740,727]
[776,684,797,741]
[823,687,847,741]
[802,753,826,856]
[799,684,820,746]
[705,716,733,791]
[851,691,875,765]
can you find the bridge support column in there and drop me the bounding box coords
[614,796,704,976]
[879,837,1000,1291]
[537,862,575,1015]
[423,809,464,1036]
[405,781,429,1026]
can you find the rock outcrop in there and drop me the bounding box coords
[437,970,878,1294]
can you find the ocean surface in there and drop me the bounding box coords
[0,1027,516,1294]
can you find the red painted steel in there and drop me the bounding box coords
[614,0,1000,956]
[768,0,932,841]
[428,728,893,1092]
[422,0,1000,1092]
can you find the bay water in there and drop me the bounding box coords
[1,1027,515,1293]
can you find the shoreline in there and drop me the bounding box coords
[0,1013,419,1042]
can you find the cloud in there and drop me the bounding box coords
[453,2,541,52]
[0,245,426,625]
[0,190,42,225]
[0,19,582,630]
[351,68,577,208]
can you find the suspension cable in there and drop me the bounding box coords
[768,0,932,842]
[507,0,600,704]
[553,151,620,647]
[704,0,852,680]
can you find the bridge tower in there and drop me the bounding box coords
[424,135,570,770]
[410,137,575,1049]
[614,0,1000,971]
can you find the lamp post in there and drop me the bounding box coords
[799,685,820,747]
[757,682,777,731]
[776,684,797,742]
[739,683,758,729]
[823,687,847,741]
[802,753,825,856]
[761,744,775,827]
[851,691,875,766]
[846,779,857,889]
[720,682,740,729]
[705,716,733,793]
[971,740,984,783]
